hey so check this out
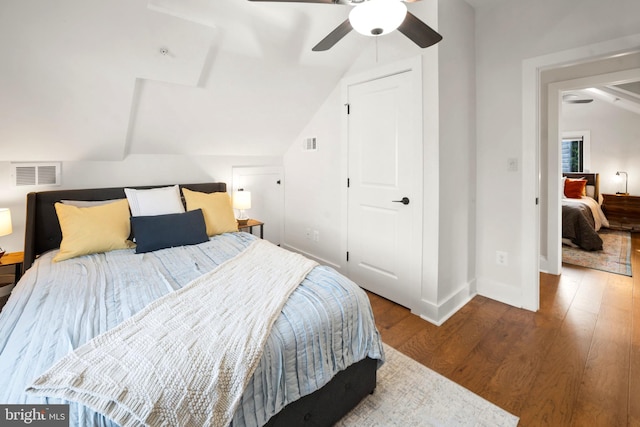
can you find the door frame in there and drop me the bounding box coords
[522,33,640,311]
[340,56,424,312]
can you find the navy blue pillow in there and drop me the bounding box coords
[130,209,209,254]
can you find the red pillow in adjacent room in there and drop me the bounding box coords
[564,178,587,199]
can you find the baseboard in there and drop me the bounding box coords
[417,280,477,326]
[539,255,550,274]
[476,277,523,308]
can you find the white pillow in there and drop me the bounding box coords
[61,199,125,208]
[124,185,185,217]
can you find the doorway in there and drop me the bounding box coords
[547,69,640,274]
[522,35,640,311]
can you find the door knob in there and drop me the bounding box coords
[392,197,410,205]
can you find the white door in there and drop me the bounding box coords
[232,166,284,245]
[346,70,422,309]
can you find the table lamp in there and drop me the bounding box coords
[615,171,628,195]
[0,208,12,258]
[233,190,251,226]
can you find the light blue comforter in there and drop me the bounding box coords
[0,232,383,427]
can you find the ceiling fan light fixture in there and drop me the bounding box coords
[349,0,407,37]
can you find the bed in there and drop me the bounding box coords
[0,182,383,427]
[562,173,610,251]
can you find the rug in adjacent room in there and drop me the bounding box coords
[337,344,519,427]
[562,229,632,276]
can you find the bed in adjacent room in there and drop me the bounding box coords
[562,172,609,251]
[0,182,384,427]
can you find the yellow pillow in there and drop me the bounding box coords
[54,199,135,262]
[182,189,238,236]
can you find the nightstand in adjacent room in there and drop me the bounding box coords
[0,251,24,311]
[602,194,640,230]
[238,219,264,239]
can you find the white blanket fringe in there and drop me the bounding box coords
[27,239,318,427]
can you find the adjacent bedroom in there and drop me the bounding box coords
[560,83,640,278]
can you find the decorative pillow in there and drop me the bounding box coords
[124,185,185,217]
[61,199,126,208]
[564,178,587,199]
[182,188,238,236]
[130,209,209,254]
[54,199,135,262]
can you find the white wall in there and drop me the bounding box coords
[475,0,640,306]
[561,100,640,196]
[0,155,280,253]
[282,86,345,268]
[283,0,476,324]
[435,0,477,318]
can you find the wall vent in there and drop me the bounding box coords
[302,137,317,151]
[11,162,61,187]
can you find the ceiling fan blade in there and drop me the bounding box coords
[397,12,443,48]
[248,0,338,3]
[312,19,353,51]
[566,99,594,104]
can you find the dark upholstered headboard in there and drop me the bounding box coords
[562,172,600,201]
[23,182,227,271]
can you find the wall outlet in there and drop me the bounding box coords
[496,251,508,266]
[313,230,320,242]
[507,158,518,172]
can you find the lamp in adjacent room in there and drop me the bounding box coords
[233,190,252,226]
[615,171,629,195]
[0,208,12,258]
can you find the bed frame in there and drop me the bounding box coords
[22,182,376,427]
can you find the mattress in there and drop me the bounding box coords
[0,232,384,427]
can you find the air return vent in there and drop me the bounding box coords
[11,162,61,187]
[302,137,317,151]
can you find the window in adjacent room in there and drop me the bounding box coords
[561,131,591,173]
[562,137,583,172]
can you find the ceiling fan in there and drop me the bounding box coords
[562,93,594,104]
[248,0,443,52]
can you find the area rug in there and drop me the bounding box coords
[562,229,632,276]
[337,344,519,427]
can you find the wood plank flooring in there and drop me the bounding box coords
[367,232,640,426]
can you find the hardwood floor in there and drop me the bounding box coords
[367,232,640,426]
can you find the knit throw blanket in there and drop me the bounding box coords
[27,239,318,427]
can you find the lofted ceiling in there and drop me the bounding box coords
[1,0,445,162]
[564,81,640,115]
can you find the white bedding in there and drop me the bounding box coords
[562,196,609,231]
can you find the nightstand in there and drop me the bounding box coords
[0,251,23,311]
[602,194,640,230]
[238,219,264,239]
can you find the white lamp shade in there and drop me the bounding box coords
[0,208,12,237]
[233,191,252,210]
[349,0,407,37]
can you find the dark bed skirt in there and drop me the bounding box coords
[264,357,377,427]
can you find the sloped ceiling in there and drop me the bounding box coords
[1,0,214,160]
[0,0,394,161]
[565,82,640,115]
